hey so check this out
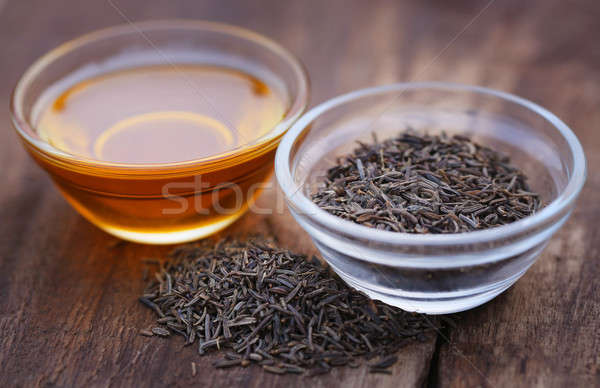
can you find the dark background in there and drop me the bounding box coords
[0,0,598,387]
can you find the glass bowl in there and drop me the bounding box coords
[10,20,309,244]
[275,82,586,314]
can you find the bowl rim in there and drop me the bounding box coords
[275,82,587,247]
[10,19,309,171]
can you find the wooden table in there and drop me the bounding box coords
[1,0,598,386]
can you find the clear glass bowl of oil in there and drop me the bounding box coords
[11,20,309,244]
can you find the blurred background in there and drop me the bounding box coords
[2,0,599,108]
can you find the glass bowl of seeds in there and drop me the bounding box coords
[275,82,586,314]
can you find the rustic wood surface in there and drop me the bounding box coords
[0,0,598,387]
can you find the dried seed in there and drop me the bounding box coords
[311,131,542,234]
[214,359,242,368]
[139,238,440,376]
[151,327,170,337]
[263,365,286,374]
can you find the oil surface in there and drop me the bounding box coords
[30,63,289,243]
[35,64,287,163]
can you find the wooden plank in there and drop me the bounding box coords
[434,1,600,386]
[0,0,598,387]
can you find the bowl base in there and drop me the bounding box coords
[331,263,529,315]
[99,213,242,244]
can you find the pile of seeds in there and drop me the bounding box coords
[312,131,542,233]
[139,239,439,375]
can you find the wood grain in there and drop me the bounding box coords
[0,0,598,387]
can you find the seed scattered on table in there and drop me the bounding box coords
[151,327,170,337]
[139,238,443,375]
